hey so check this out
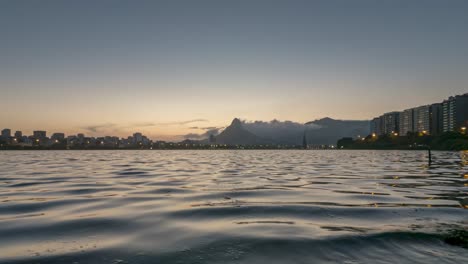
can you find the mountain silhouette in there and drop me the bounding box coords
[304,118,369,145]
[241,117,369,145]
[191,117,369,146]
[215,118,270,145]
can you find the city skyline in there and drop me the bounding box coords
[1,92,465,141]
[2,89,467,149]
[2,1,468,140]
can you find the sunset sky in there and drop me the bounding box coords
[1,0,468,140]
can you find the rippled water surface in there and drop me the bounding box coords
[0,150,467,263]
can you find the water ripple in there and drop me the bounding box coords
[0,150,467,263]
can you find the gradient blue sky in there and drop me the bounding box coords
[1,0,468,139]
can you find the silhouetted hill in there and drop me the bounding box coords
[190,117,369,146]
[215,118,271,145]
[304,118,370,145]
[240,118,369,145]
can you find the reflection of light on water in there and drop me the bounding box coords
[460,151,468,165]
[0,150,468,262]
[0,235,126,260]
[462,199,468,209]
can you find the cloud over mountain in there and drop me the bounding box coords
[181,117,370,145]
[241,119,321,144]
[182,127,221,140]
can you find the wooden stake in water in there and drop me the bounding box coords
[428,147,432,165]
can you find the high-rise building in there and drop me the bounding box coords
[414,105,431,134]
[33,131,47,138]
[430,103,443,136]
[399,109,414,136]
[369,93,466,137]
[51,133,65,141]
[14,131,22,139]
[133,133,143,144]
[370,117,381,135]
[142,136,150,146]
[442,93,468,132]
[398,104,443,136]
[76,133,85,144]
[383,112,400,134]
[1,129,11,139]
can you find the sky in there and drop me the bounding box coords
[1,0,468,140]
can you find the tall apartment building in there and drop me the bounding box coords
[1,128,11,139]
[33,131,47,139]
[133,133,143,144]
[413,105,431,133]
[399,109,414,136]
[51,133,65,141]
[382,112,400,135]
[14,131,22,139]
[442,93,468,132]
[430,103,442,135]
[398,104,443,136]
[370,117,383,135]
[370,93,466,137]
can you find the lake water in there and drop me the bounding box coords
[0,150,467,263]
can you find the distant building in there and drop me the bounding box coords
[133,133,143,144]
[97,137,105,145]
[67,136,78,146]
[14,131,22,139]
[368,93,468,137]
[370,117,379,135]
[1,129,11,139]
[430,103,443,135]
[102,136,119,147]
[142,136,150,146]
[442,93,468,132]
[20,137,32,147]
[120,138,131,147]
[442,94,468,132]
[398,104,442,136]
[413,105,431,134]
[399,109,414,136]
[382,112,400,134]
[76,133,85,144]
[51,133,65,141]
[33,131,47,139]
[86,137,96,145]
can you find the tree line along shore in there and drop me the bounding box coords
[337,132,468,151]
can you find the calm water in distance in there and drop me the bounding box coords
[0,150,467,263]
